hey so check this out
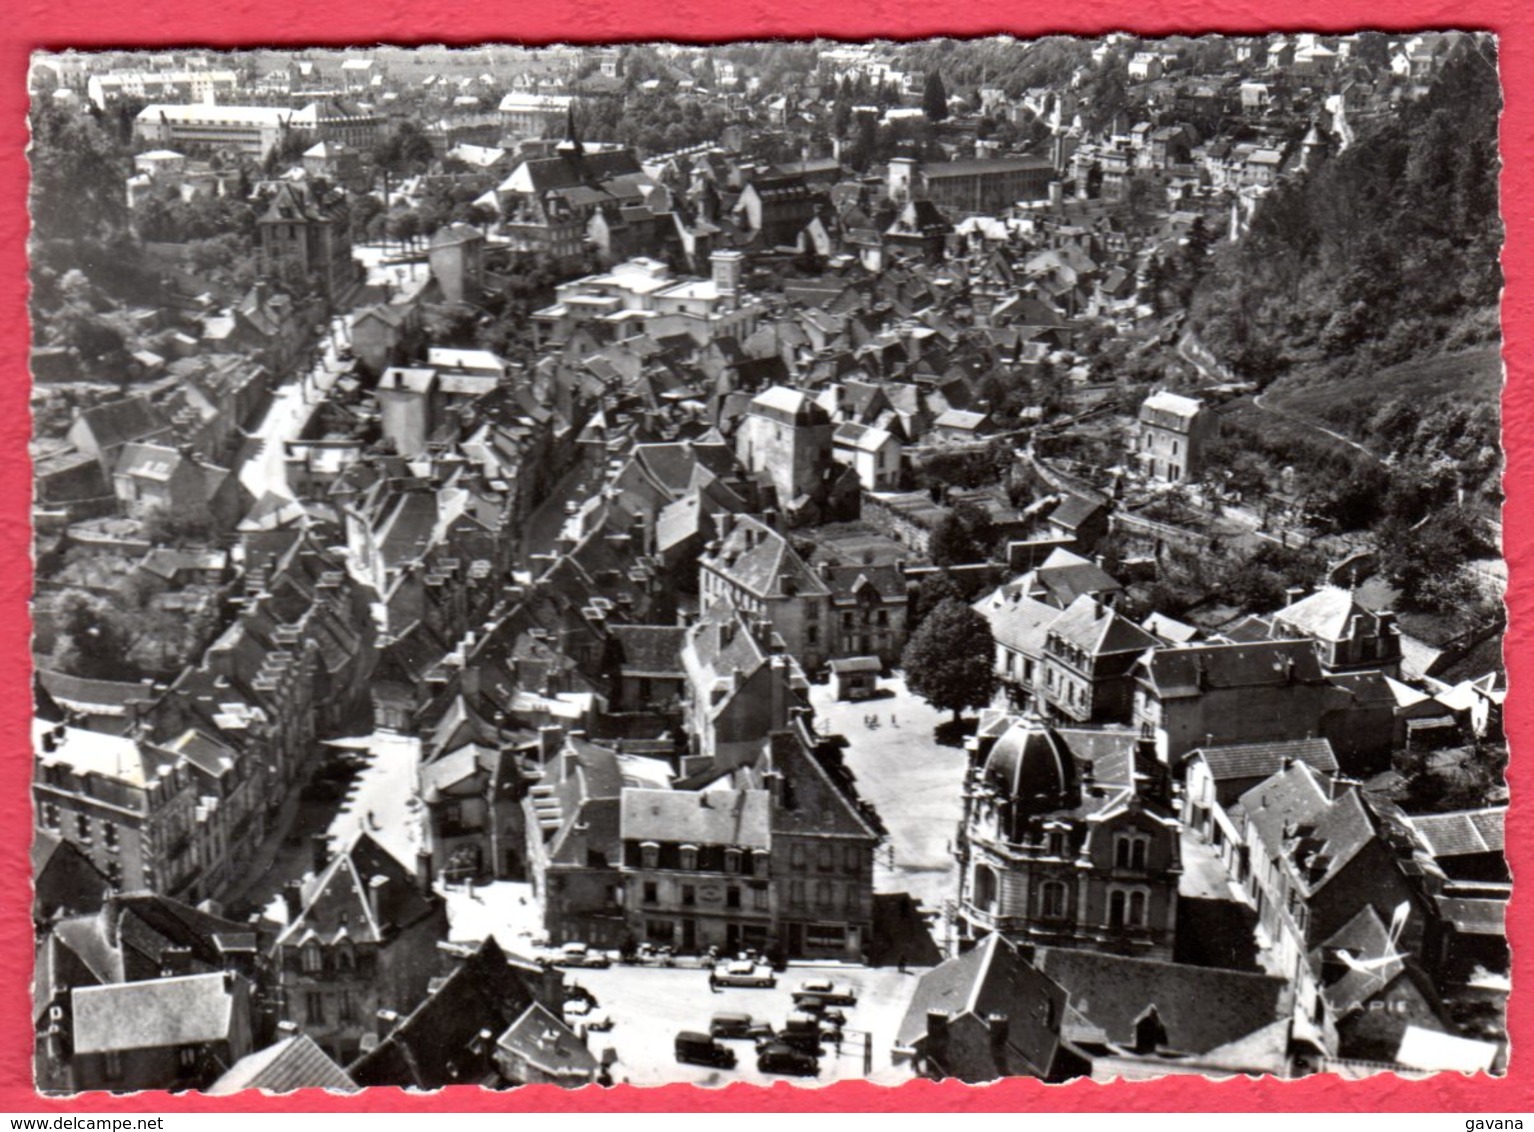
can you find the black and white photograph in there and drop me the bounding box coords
[26,33,1506,1094]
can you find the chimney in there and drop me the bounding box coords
[1049,180,1064,210]
[376,1008,400,1038]
[368,875,388,928]
[282,879,304,924]
[717,512,735,541]
[415,849,434,896]
[769,656,788,729]
[926,1009,951,1062]
[538,725,563,764]
[763,769,785,806]
[310,833,330,874]
[1285,585,1305,607]
[985,1013,1009,1060]
[1094,597,1105,620]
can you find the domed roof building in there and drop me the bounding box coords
[956,710,1183,960]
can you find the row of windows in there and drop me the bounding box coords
[788,841,862,875]
[641,881,769,912]
[637,843,769,876]
[304,988,361,1025]
[42,805,121,851]
[787,879,860,914]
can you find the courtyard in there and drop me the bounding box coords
[808,673,969,940]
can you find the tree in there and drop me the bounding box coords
[922,71,950,123]
[901,598,998,721]
[929,513,981,567]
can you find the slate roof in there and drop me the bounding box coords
[895,932,1068,1080]
[1273,587,1372,643]
[73,397,172,454]
[72,972,240,1054]
[209,1034,358,1095]
[348,938,537,1089]
[707,517,829,600]
[1048,594,1160,657]
[1036,949,1291,1056]
[496,1002,599,1081]
[621,788,771,847]
[1138,640,1324,699]
[608,624,687,677]
[1405,808,1505,859]
[975,589,1061,656]
[276,833,438,949]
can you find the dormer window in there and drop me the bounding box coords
[301,941,323,973]
[725,848,742,874]
[678,844,698,871]
[640,841,659,869]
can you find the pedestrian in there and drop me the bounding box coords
[708,971,719,994]
[890,713,898,728]
[897,952,907,975]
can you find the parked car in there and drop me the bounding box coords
[757,1042,819,1077]
[790,996,847,1026]
[582,1012,615,1033]
[709,1012,774,1040]
[794,978,857,1007]
[713,960,776,988]
[675,1031,738,1069]
[765,1026,823,1057]
[785,1010,841,1043]
[556,942,611,969]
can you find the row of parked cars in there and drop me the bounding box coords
[675,978,861,1077]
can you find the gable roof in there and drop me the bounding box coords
[1049,594,1160,657]
[895,932,1067,1079]
[1272,587,1373,643]
[495,1002,599,1080]
[347,938,537,1089]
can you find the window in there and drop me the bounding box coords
[726,887,741,909]
[339,991,358,1023]
[104,1050,122,1080]
[1129,890,1148,927]
[643,882,658,905]
[1109,890,1126,929]
[1045,831,1066,858]
[1040,881,1067,919]
[789,880,805,908]
[681,885,696,907]
[301,943,323,974]
[791,843,807,870]
[754,886,770,911]
[106,861,122,887]
[974,865,998,911]
[305,991,325,1024]
[817,845,833,873]
[1115,834,1149,871]
[807,625,819,646]
[725,848,742,874]
[76,814,91,843]
[843,845,861,874]
[41,802,59,830]
[679,844,698,871]
[753,850,770,878]
[102,822,118,851]
[815,881,833,910]
[640,842,659,869]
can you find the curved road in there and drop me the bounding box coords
[1251,390,1381,463]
